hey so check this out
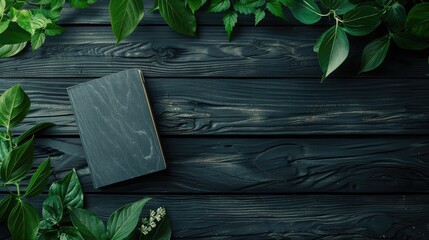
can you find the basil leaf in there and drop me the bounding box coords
[289,0,321,25]
[14,122,55,145]
[405,3,429,39]
[0,84,30,128]
[207,0,230,12]
[343,5,381,36]
[140,209,171,240]
[0,137,34,183]
[223,11,237,41]
[266,0,286,20]
[0,20,10,34]
[0,22,31,45]
[8,201,40,240]
[0,42,26,58]
[60,227,84,240]
[71,208,109,240]
[0,194,17,222]
[359,35,390,73]
[254,8,265,26]
[318,26,349,82]
[42,195,63,225]
[49,169,84,209]
[392,32,429,50]
[31,30,46,51]
[187,0,207,13]
[385,2,405,33]
[107,198,151,240]
[158,0,196,36]
[24,157,51,198]
[109,0,144,44]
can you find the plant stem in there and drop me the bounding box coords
[15,182,21,197]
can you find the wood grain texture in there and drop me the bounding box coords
[1,194,429,239]
[68,69,166,188]
[6,137,428,193]
[0,26,427,79]
[2,77,429,135]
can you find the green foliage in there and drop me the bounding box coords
[109,0,144,44]
[48,169,84,209]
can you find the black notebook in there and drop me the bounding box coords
[67,69,166,188]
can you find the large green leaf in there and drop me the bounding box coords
[187,0,207,13]
[24,157,51,198]
[393,32,429,50]
[71,208,109,240]
[320,0,355,13]
[158,0,196,36]
[49,169,84,209]
[0,137,34,183]
[343,5,381,36]
[223,11,237,40]
[289,0,321,25]
[385,2,405,33]
[0,84,31,129]
[109,0,144,44]
[0,42,27,58]
[42,195,63,225]
[15,122,55,146]
[207,0,230,12]
[60,227,84,240]
[0,194,17,222]
[318,26,349,82]
[405,3,429,38]
[8,201,40,240]
[359,35,390,73]
[140,209,171,240]
[107,198,151,240]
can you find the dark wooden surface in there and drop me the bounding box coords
[1,0,429,238]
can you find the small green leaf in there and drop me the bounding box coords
[0,194,17,222]
[71,208,109,240]
[51,0,66,11]
[0,137,34,183]
[60,227,84,240]
[24,157,51,198]
[14,122,55,145]
[8,201,40,240]
[109,0,144,44]
[31,9,61,23]
[233,0,257,15]
[266,0,286,20]
[70,0,95,9]
[0,84,31,128]
[0,42,27,58]
[289,0,321,25]
[207,0,230,12]
[45,23,64,36]
[187,0,207,13]
[0,20,10,34]
[159,0,196,36]
[392,32,429,50]
[223,11,237,41]
[42,195,63,225]
[318,26,349,82]
[16,9,33,34]
[254,8,265,26]
[343,5,381,36]
[0,0,5,18]
[405,3,429,39]
[0,22,31,44]
[359,35,390,73]
[31,30,46,51]
[49,169,84,209]
[107,198,151,240]
[31,14,52,31]
[385,2,405,33]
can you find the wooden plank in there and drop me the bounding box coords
[1,194,429,239]
[2,77,429,135]
[6,136,429,193]
[0,26,427,79]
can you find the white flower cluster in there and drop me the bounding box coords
[140,207,167,235]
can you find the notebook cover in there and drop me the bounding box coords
[67,69,166,188]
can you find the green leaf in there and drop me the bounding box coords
[31,14,52,31]
[0,22,31,44]
[233,0,257,15]
[60,227,84,240]
[313,29,329,53]
[107,198,151,240]
[45,23,64,36]
[109,0,144,44]
[8,201,40,240]
[70,0,95,9]
[140,208,171,240]
[266,0,286,20]
[289,0,321,25]
[223,11,237,41]
[0,132,8,167]
[0,84,30,128]
[384,2,405,33]
[0,42,26,58]
[0,194,17,222]
[15,9,33,34]
[254,8,265,25]
[49,169,84,209]
[187,0,207,13]
[71,208,109,240]
[359,35,390,73]
[37,230,60,240]
[31,30,46,51]
[42,195,63,225]
[405,3,429,39]
[321,0,355,13]
[158,0,196,36]
[392,32,429,50]
[31,9,61,23]
[24,157,51,198]
[207,0,230,12]
[15,122,55,145]
[51,0,66,10]
[0,20,10,34]
[0,137,34,183]
[0,0,5,18]
[343,5,381,36]
[318,26,349,82]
